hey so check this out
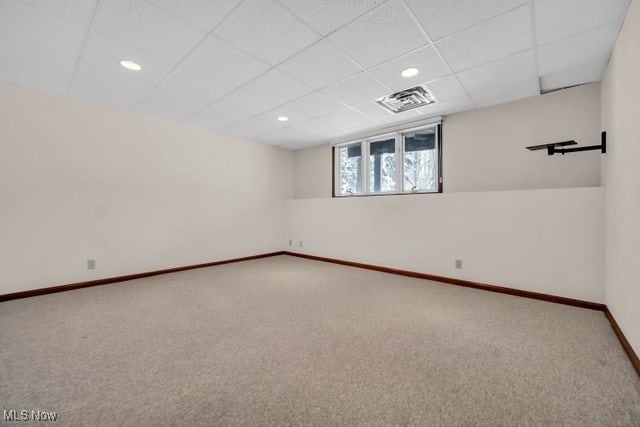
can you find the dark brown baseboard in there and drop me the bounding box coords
[0,251,285,302]
[283,251,605,311]
[2,250,605,311]
[605,308,640,377]
[3,250,637,378]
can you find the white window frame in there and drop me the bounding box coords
[366,132,398,194]
[333,123,441,197]
[336,141,365,195]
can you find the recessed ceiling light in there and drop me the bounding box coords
[277,116,289,122]
[401,67,419,78]
[120,60,141,71]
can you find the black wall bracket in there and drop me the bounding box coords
[527,131,607,156]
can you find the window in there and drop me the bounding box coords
[333,123,441,197]
[368,136,397,193]
[403,128,438,193]
[337,142,363,195]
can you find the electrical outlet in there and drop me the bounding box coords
[455,259,462,269]
[87,259,96,270]
[288,239,292,246]
[299,241,303,247]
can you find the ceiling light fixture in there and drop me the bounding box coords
[277,116,289,122]
[401,67,419,78]
[120,60,141,71]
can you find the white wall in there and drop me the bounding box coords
[601,0,640,354]
[0,83,293,295]
[294,144,332,199]
[285,188,604,302]
[443,84,601,192]
[293,84,602,198]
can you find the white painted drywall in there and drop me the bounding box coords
[601,0,640,355]
[292,84,602,198]
[285,187,604,302]
[294,144,332,199]
[0,83,293,295]
[444,84,601,192]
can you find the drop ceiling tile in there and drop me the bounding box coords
[0,0,86,57]
[285,91,346,118]
[69,31,176,110]
[540,60,607,92]
[182,35,270,87]
[322,108,377,130]
[471,77,539,108]
[185,103,246,132]
[251,132,298,146]
[537,23,619,75]
[93,0,206,62]
[351,101,394,121]
[437,6,533,71]
[277,0,387,36]
[406,0,527,41]
[369,46,450,92]
[254,117,346,146]
[226,106,310,139]
[416,95,474,117]
[295,117,346,137]
[278,40,361,89]
[19,0,98,27]
[341,120,380,134]
[259,118,346,147]
[216,86,279,118]
[456,49,536,94]
[534,0,629,45]
[373,108,421,125]
[322,73,389,106]
[424,75,466,101]
[150,0,242,31]
[186,86,277,131]
[135,66,231,121]
[241,69,313,105]
[328,0,429,68]
[0,37,76,95]
[214,0,319,65]
[260,106,311,127]
[256,125,319,147]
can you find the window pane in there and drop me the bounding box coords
[403,128,438,192]
[338,143,363,194]
[368,137,396,193]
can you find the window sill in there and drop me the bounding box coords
[333,190,442,198]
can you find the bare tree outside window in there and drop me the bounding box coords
[339,143,362,194]
[403,129,437,192]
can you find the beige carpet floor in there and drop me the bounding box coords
[1,255,639,426]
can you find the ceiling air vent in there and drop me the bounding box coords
[376,85,436,113]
